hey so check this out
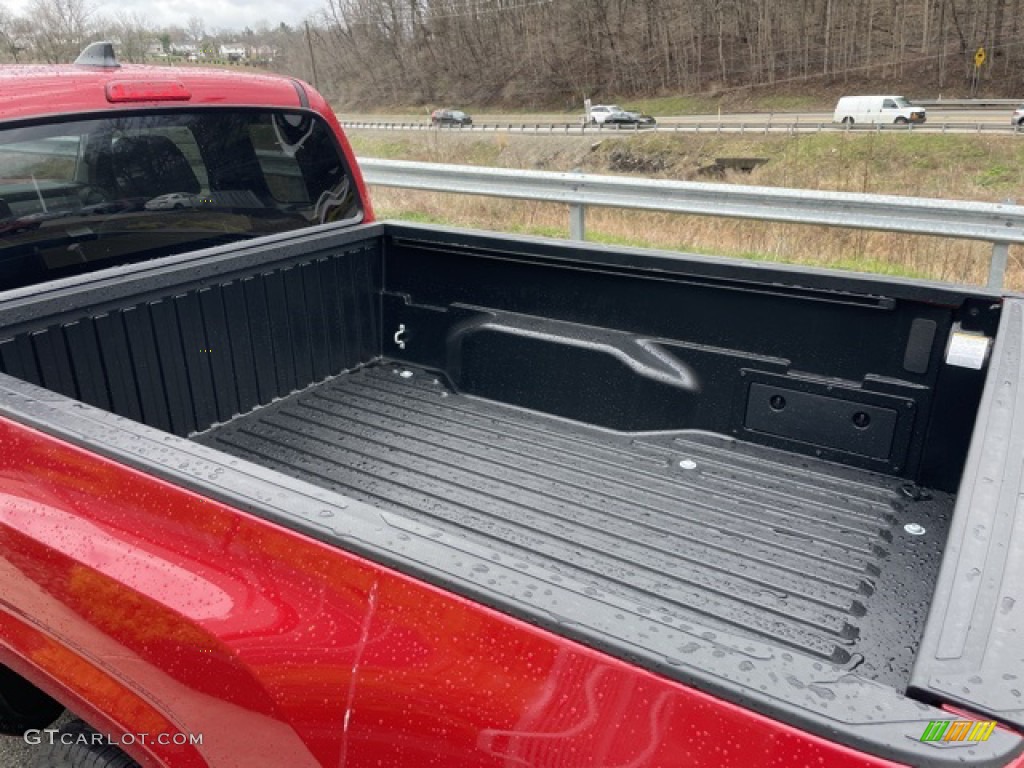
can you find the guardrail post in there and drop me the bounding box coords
[988,242,1010,290]
[569,202,586,241]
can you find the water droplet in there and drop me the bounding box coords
[808,684,836,701]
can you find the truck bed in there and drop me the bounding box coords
[1,222,1019,766]
[197,362,950,687]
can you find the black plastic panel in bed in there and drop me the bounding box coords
[0,244,381,435]
[379,228,1001,490]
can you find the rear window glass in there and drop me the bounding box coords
[0,109,362,291]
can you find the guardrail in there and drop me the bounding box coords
[915,98,1021,108]
[359,157,1024,289]
[346,120,1023,135]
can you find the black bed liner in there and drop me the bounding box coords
[0,222,1020,766]
[197,362,949,687]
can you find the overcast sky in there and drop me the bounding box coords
[5,0,326,33]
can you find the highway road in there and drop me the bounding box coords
[340,106,1022,133]
[656,108,1009,124]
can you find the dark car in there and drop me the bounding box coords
[604,108,657,128]
[431,108,473,126]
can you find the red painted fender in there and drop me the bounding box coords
[0,415,984,767]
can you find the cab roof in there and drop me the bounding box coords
[0,63,310,122]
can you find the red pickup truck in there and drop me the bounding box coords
[2,44,1024,768]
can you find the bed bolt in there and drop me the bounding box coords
[679,459,698,470]
[904,523,926,536]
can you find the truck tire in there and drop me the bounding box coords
[0,666,64,734]
[32,719,140,768]
[841,116,854,125]
[895,116,909,124]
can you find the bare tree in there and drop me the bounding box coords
[187,15,205,45]
[0,6,24,62]
[97,12,153,62]
[28,0,95,63]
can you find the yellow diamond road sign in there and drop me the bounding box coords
[975,47,986,67]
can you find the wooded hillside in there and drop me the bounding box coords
[315,0,1024,107]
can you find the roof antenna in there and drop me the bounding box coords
[75,41,120,68]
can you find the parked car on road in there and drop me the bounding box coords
[833,95,926,125]
[430,108,472,126]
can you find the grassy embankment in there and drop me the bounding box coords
[348,129,1024,288]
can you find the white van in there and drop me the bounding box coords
[832,96,926,125]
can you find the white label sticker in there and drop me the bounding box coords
[946,332,991,370]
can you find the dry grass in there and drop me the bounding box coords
[352,130,1024,289]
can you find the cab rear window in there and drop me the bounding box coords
[0,109,362,291]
